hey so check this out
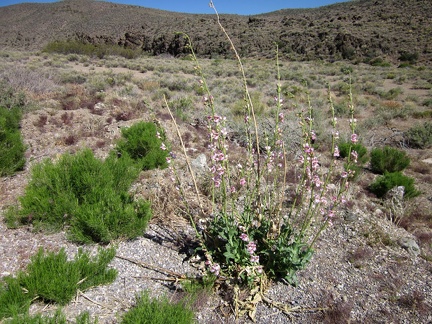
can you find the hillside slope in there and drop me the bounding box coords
[0,0,431,62]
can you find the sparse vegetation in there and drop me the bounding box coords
[405,122,432,149]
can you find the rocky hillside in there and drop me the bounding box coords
[0,0,431,63]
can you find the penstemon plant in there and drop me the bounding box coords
[165,1,358,319]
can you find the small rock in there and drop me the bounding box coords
[421,158,432,164]
[344,211,358,222]
[398,237,420,256]
[191,154,208,174]
[374,208,384,216]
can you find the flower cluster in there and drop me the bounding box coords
[205,259,220,276]
[206,114,229,190]
[239,231,260,264]
[302,142,322,189]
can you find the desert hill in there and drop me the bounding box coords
[0,0,431,63]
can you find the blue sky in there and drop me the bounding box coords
[0,0,351,14]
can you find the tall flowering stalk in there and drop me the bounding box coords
[165,1,358,319]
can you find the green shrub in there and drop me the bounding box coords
[422,99,432,107]
[115,122,170,171]
[369,171,420,199]
[121,291,195,324]
[9,149,151,243]
[19,247,116,304]
[0,248,116,320]
[0,276,32,319]
[404,122,432,149]
[4,309,67,324]
[369,57,391,67]
[370,146,410,174]
[0,107,26,176]
[333,102,349,117]
[205,213,313,286]
[340,66,353,74]
[5,310,96,324]
[398,51,418,64]
[379,87,403,100]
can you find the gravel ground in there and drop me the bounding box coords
[1,206,431,323]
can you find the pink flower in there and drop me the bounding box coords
[211,130,219,140]
[351,150,358,163]
[240,233,249,242]
[250,255,259,263]
[160,143,167,150]
[212,115,222,124]
[247,241,257,254]
[274,96,283,105]
[212,177,221,187]
[351,133,358,144]
[216,166,224,176]
[313,175,322,188]
[311,130,317,141]
[278,112,284,123]
[298,155,305,164]
[303,144,313,154]
[239,178,246,186]
[333,131,340,139]
[212,152,225,162]
[210,263,220,276]
[311,157,319,170]
[334,146,340,157]
[349,118,357,127]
